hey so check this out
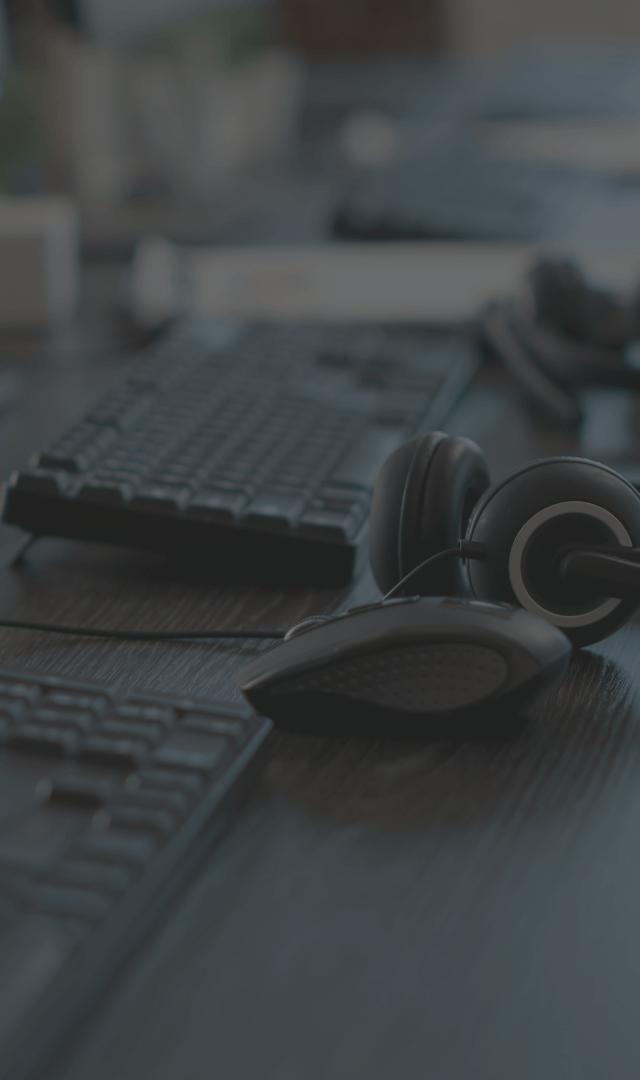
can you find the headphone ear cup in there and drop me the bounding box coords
[527,257,629,350]
[401,434,490,596]
[466,457,640,645]
[526,258,589,340]
[369,434,444,595]
[369,433,490,596]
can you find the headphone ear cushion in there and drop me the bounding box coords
[527,257,627,349]
[369,435,443,595]
[527,258,589,340]
[400,434,490,595]
[369,433,490,596]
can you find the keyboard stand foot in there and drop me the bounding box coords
[9,535,40,567]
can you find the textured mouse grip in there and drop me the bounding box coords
[278,644,508,711]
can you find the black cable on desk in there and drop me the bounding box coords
[0,619,285,642]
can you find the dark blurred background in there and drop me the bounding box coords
[2,0,640,328]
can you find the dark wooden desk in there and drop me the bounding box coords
[2,277,640,1080]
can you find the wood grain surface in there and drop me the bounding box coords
[2,272,640,1080]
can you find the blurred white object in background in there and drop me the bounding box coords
[127,236,640,329]
[129,44,302,200]
[339,111,399,167]
[127,235,185,328]
[482,120,640,175]
[447,0,640,58]
[0,198,79,327]
[43,25,302,210]
[43,33,130,207]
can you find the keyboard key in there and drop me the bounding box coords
[187,489,248,522]
[76,738,147,771]
[7,727,76,757]
[77,481,132,506]
[0,680,40,703]
[243,493,306,530]
[114,703,175,728]
[38,776,112,810]
[182,713,243,739]
[43,691,110,712]
[37,428,117,474]
[73,830,158,869]
[93,720,161,744]
[133,767,204,797]
[316,484,370,508]
[299,508,365,543]
[130,486,190,513]
[0,701,25,725]
[112,786,190,818]
[153,746,224,775]
[37,450,90,473]
[29,884,112,922]
[12,469,68,495]
[50,859,131,894]
[32,707,95,733]
[86,392,150,431]
[96,805,175,837]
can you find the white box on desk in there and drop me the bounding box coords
[0,198,79,328]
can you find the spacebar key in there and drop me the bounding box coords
[331,428,402,490]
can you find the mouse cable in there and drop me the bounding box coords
[0,544,487,643]
[283,545,487,641]
[0,620,286,642]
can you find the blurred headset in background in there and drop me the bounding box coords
[481,256,640,427]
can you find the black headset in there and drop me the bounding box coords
[369,431,640,647]
[482,257,640,426]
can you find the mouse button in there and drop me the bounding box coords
[386,601,527,672]
[239,617,366,691]
[272,641,512,715]
[505,606,572,667]
[435,596,514,617]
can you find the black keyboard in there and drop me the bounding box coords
[2,320,476,585]
[334,147,592,242]
[0,664,269,1080]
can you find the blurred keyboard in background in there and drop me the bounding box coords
[333,145,602,242]
[331,41,640,246]
[480,45,640,121]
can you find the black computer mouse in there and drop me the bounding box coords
[238,596,571,739]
